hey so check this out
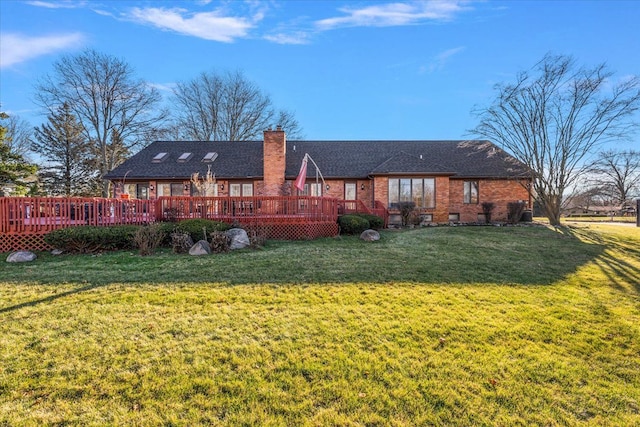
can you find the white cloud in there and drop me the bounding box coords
[127,7,259,42]
[26,0,85,9]
[316,0,472,30]
[264,32,311,45]
[426,46,465,72]
[147,82,177,93]
[0,32,85,68]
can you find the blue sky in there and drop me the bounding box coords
[1,0,639,147]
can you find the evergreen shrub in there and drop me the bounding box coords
[338,215,370,235]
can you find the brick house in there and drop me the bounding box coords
[105,127,532,224]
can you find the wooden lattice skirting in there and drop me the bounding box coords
[1,233,52,253]
[244,222,339,241]
[1,222,339,253]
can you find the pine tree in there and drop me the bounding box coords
[31,103,96,196]
[0,112,37,196]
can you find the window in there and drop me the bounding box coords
[464,181,479,204]
[171,183,185,196]
[125,183,137,198]
[202,152,218,162]
[136,184,149,200]
[388,178,435,209]
[177,152,193,162]
[157,183,184,196]
[344,182,356,200]
[152,152,168,163]
[299,182,322,197]
[230,182,253,197]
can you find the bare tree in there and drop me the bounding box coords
[472,54,640,225]
[172,70,303,141]
[31,102,96,196]
[3,114,33,160]
[35,49,167,196]
[589,149,640,210]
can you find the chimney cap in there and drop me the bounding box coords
[276,124,282,131]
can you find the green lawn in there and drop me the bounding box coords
[1,225,639,426]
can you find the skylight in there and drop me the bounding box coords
[152,152,168,163]
[202,152,218,162]
[177,152,193,162]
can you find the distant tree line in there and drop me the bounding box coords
[2,49,304,197]
[2,50,639,227]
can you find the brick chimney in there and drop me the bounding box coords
[262,125,286,195]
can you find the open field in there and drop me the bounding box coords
[1,224,639,425]
[563,216,637,224]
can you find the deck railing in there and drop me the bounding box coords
[0,196,342,234]
[0,197,155,234]
[156,196,339,223]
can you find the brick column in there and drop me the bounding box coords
[262,126,286,196]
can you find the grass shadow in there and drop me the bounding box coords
[0,226,612,289]
[566,225,640,294]
[0,283,105,314]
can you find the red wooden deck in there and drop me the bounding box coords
[1,196,386,251]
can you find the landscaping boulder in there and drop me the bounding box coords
[6,251,37,263]
[51,249,64,256]
[189,240,211,256]
[360,229,380,242]
[226,228,250,250]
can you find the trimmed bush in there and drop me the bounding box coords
[133,224,166,256]
[338,215,370,235]
[353,214,384,230]
[481,202,496,224]
[507,201,527,224]
[44,225,139,253]
[174,219,230,242]
[397,201,417,226]
[170,232,193,254]
[209,231,230,253]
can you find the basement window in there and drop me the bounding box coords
[152,152,169,163]
[202,152,218,162]
[177,152,193,163]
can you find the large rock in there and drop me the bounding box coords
[6,251,37,263]
[360,229,380,242]
[189,240,211,256]
[226,228,250,250]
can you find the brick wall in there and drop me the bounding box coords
[449,178,531,222]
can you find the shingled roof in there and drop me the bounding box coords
[104,140,529,180]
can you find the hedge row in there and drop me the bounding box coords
[44,219,230,254]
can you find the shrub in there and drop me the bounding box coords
[481,202,496,223]
[354,214,384,230]
[170,232,193,254]
[209,231,230,253]
[44,225,139,253]
[507,201,527,224]
[338,215,370,235]
[174,219,230,242]
[397,201,417,226]
[133,224,166,256]
[247,227,268,249]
